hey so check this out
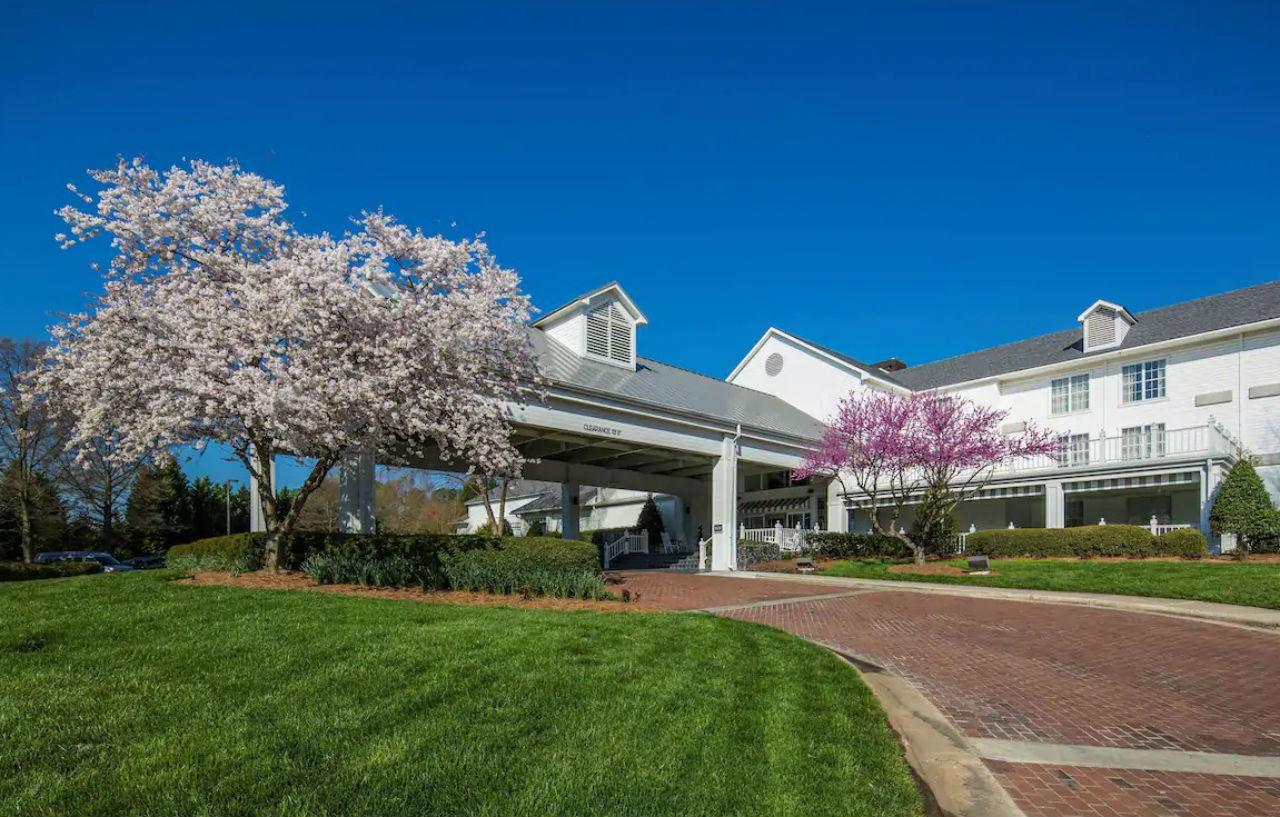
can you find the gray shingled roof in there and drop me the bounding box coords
[510,486,601,515]
[529,329,824,440]
[889,281,1280,390]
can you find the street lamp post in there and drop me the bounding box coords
[225,478,239,535]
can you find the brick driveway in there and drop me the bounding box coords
[616,572,1280,817]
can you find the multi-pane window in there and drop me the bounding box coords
[1121,424,1166,461]
[1122,360,1166,403]
[1050,374,1090,415]
[1056,433,1091,467]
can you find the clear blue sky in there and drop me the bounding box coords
[3,0,1278,486]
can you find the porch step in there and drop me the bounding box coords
[606,552,687,570]
[668,552,704,572]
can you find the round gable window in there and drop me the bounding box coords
[765,352,784,377]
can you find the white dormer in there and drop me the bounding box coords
[1077,299,1136,353]
[533,282,648,370]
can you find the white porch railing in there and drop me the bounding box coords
[603,529,649,569]
[739,522,810,552]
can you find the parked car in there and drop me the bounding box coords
[32,551,134,573]
[127,554,166,570]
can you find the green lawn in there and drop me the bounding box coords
[823,557,1280,610]
[0,572,921,817]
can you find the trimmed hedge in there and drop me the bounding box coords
[736,542,782,570]
[0,561,102,582]
[1152,529,1209,559]
[169,531,604,598]
[806,532,913,559]
[965,525,1207,559]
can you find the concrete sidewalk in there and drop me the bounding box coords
[719,569,1280,629]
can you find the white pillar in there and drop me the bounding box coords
[339,449,376,534]
[248,449,276,533]
[711,434,739,571]
[1199,460,1220,540]
[561,482,580,541]
[1044,480,1064,528]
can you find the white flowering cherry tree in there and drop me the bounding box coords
[37,158,538,570]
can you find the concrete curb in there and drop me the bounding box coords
[833,650,1024,817]
[719,570,1280,630]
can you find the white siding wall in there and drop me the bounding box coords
[730,333,878,421]
[542,311,583,354]
[740,323,1280,515]
[461,494,542,534]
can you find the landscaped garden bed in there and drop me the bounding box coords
[0,571,923,817]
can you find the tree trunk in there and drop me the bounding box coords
[18,496,33,563]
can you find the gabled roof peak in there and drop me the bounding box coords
[1076,299,1136,325]
[532,282,648,328]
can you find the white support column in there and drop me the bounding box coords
[339,449,376,534]
[248,448,276,533]
[561,482,580,541]
[1199,459,1220,540]
[1044,480,1065,529]
[710,433,739,571]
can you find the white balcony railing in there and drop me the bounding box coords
[996,422,1239,477]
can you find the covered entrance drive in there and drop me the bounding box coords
[249,283,824,571]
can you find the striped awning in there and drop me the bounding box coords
[844,482,1043,509]
[738,496,812,515]
[1064,471,1199,493]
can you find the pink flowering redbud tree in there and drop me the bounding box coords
[795,390,1057,564]
[36,158,539,570]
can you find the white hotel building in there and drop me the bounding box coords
[289,280,1280,569]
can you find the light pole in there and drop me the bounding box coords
[225,478,239,535]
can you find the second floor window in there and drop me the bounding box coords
[1051,373,1090,415]
[1056,433,1091,467]
[1121,424,1166,461]
[1122,360,1166,403]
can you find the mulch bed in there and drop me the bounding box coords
[175,570,648,613]
[752,558,843,573]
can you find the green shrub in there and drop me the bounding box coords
[966,525,1154,558]
[166,534,259,572]
[297,533,500,588]
[1151,529,1209,559]
[806,532,912,559]
[0,561,102,582]
[1210,460,1279,550]
[736,542,782,569]
[441,537,609,599]
[632,497,665,542]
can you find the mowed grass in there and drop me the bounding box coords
[0,572,921,817]
[824,557,1280,610]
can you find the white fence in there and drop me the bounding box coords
[603,529,649,569]
[739,523,811,552]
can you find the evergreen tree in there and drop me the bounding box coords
[632,497,666,543]
[125,460,192,553]
[0,464,69,559]
[1210,459,1279,550]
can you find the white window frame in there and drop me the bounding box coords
[1056,433,1091,467]
[1122,359,1167,404]
[1050,373,1090,416]
[1121,423,1166,461]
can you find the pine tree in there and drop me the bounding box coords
[1210,459,1279,549]
[125,461,192,553]
[632,497,666,543]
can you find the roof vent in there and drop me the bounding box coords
[1077,300,1136,353]
[765,353,785,376]
[532,282,647,370]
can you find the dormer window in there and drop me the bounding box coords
[1077,300,1136,353]
[585,300,634,366]
[531,282,647,370]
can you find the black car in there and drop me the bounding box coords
[32,551,134,572]
[128,554,166,570]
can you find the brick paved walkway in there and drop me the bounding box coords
[626,572,1280,817]
[604,570,850,610]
